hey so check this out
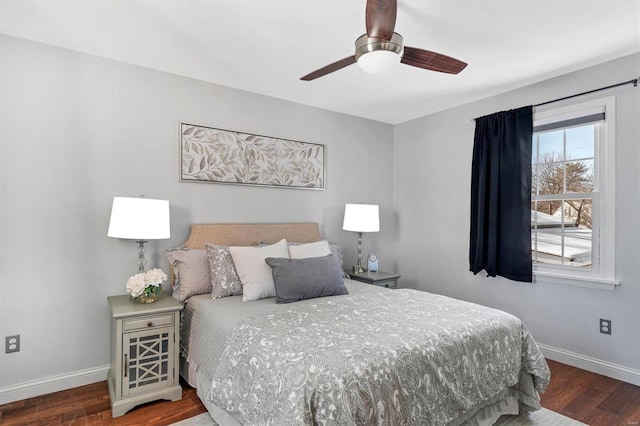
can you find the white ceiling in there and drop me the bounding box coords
[1,0,638,124]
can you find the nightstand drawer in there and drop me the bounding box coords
[123,314,174,332]
[371,280,396,288]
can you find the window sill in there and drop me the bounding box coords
[533,271,620,291]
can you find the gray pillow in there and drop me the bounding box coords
[329,244,349,278]
[288,241,349,278]
[265,255,349,304]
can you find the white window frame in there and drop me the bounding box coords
[532,96,619,291]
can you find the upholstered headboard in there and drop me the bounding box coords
[181,223,322,249]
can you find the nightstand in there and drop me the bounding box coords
[346,270,401,289]
[107,293,183,417]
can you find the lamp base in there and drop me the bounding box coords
[352,265,366,274]
[352,231,366,275]
[136,240,148,272]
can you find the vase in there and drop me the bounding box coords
[138,293,158,304]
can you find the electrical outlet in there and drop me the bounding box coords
[5,335,20,353]
[599,319,611,335]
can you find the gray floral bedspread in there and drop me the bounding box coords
[208,289,550,425]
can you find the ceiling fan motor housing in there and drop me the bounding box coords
[355,32,404,61]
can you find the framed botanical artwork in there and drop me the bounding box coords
[179,122,325,190]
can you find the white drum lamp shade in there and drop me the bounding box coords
[343,204,380,233]
[108,197,170,240]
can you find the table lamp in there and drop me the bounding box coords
[108,196,170,272]
[343,203,379,274]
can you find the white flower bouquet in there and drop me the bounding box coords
[126,268,167,300]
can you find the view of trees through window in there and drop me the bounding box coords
[531,124,595,268]
[534,152,593,228]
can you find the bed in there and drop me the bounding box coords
[170,223,550,426]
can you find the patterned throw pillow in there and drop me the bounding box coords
[205,244,243,299]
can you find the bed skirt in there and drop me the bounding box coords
[181,355,539,426]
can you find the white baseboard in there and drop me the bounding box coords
[0,365,109,405]
[539,343,640,386]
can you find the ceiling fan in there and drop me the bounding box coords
[300,0,467,81]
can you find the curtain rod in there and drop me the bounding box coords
[533,77,638,107]
[473,76,639,121]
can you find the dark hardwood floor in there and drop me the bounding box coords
[540,359,640,425]
[1,360,639,425]
[0,378,206,426]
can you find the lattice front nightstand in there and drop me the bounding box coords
[107,293,183,417]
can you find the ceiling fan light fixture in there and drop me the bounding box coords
[357,50,401,74]
[355,33,404,74]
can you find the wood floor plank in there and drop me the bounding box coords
[625,410,640,425]
[0,399,25,412]
[0,403,40,425]
[598,381,640,418]
[561,374,620,421]
[581,408,625,426]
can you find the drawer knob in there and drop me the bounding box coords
[147,321,153,327]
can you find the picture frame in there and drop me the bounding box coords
[179,122,325,190]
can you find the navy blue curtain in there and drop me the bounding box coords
[469,106,533,282]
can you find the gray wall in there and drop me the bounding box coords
[0,35,396,388]
[394,53,640,371]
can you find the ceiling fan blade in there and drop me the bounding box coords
[300,55,357,81]
[366,0,397,40]
[401,46,467,74]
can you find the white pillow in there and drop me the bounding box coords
[230,239,289,302]
[288,240,331,259]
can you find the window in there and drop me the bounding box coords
[531,97,618,290]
